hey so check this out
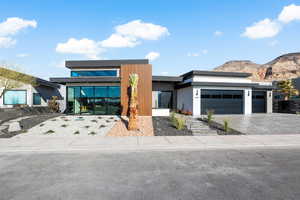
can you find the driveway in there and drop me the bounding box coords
[214,113,300,135]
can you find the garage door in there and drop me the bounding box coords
[201,90,244,114]
[252,91,266,113]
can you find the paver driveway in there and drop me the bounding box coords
[214,113,300,135]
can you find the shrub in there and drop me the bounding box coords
[91,120,98,123]
[223,119,230,133]
[73,131,80,135]
[39,123,45,127]
[170,111,176,124]
[89,131,97,135]
[172,116,186,130]
[206,110,214,124]
[44,130,55,134]
[48,96,60,113]
[61,124,67,128]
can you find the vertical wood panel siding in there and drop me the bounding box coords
[120,64,152,116]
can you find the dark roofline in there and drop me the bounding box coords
[152,76,182,82]
[65,59,149,69]
[181,70,252,80]
[36,78,60,88]
[50,77,121,84]
[175,82,261,89]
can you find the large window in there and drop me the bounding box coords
[67,86,120,115]
[71,70,117,77]
[4,90,27,105]
[152,91,173,109]
[33,93,41,105]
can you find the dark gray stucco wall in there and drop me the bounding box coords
[152,82,177,110]
[35,85,63,101]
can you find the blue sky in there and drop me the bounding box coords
[0,0,300,79]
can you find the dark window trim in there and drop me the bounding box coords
[33,93,42,105]
[3,90,27,105]
[152,90,173,109]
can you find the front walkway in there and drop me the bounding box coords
[1,134,300,152]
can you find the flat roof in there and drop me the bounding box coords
[181,70,252,79]
[65,59,149,69]
[152,76,182,82]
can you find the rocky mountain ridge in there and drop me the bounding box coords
[214,53,300,81]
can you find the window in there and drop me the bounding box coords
[71,70,117,77]
[4,90,27,105]
[33,93,41,105]
[152,91,173,109]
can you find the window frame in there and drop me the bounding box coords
[70,70,118,77]
[3,90,27,105]
[33,93,42,105]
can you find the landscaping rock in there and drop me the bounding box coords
[8,122,22,132]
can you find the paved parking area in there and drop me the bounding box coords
[214,113,300,135]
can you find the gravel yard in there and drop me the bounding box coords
[152,117,192,136]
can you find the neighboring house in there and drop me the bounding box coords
[50,59,274,116]
[0,70,61,109]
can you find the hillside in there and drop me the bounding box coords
[214,53,300,81]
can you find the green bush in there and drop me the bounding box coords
[172,116,186,130]
[223,119,230,133]
[206,110,214,124]
[170,111,176,124]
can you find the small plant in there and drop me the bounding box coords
[110,117,114,119]
[170,111,176,124]
[64,119,69,122]
[206,110,214,124]
[91,120,98,123]
[44,130,55,134]
[73,131,80,135]
[39,123,45,127]
[21,130,28,134]
[48,96,60,113]
[106,120,111,123]
[99,125,106,128]
[98,117,102,119]
[89,131,97,135]
[61,124,68,128]
[51,119,57,121]
[223,119,230,133]
[172,116,186,130]
[296,112,300,115]
[84,125,90,129]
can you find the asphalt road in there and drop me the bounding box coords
[1,148,300,200]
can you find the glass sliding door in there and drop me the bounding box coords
[67,86,120,115]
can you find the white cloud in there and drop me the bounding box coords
[56,38,104,59]
[0,17,37,37]
[269,40,279,47]
[242,18,281,39]
[214,31,223,36]
[101,20,169,48]
[0,37,16,48]
[278,4,300,23]
[145,51,160,61]
[16,53,29,58]
[116,20,169,40]
[101,34,138,48]
[187,50,208,57]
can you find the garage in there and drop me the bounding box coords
[201,89,244,114]
[252,91,266,113]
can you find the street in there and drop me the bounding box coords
[1,148,300,200]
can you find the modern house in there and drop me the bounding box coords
[0,68,61,108]
[49,59,274,116]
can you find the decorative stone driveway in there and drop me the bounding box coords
[214,113,300,135]
[17,115,119,137]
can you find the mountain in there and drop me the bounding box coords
[214,53,300,81]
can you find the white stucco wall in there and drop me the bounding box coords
[192,75,252,83]
[267,91,273,113]
[177,87,193,113]
[244,89,252,114]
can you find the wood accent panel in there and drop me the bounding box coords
[120,64,152,116]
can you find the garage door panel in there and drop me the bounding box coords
[252,91,266,113]
[201,90,243,114]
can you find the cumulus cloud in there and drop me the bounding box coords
[0,17,37,37]
[0,37,16,48]
[0,17,37,48]
[278,4,300,23]
[242,18,281,39]
[101,34,138,48]
[214,31,223,36]
[145,51,160,61]
[101,20,169,48]
[56,38,104,59]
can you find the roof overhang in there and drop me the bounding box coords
[175,81,272,89]
[65,59,149,69]
[152,76,183,82]
[181,70,252,81]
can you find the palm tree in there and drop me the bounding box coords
[277,80,299,100]
[128,73,139,130]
